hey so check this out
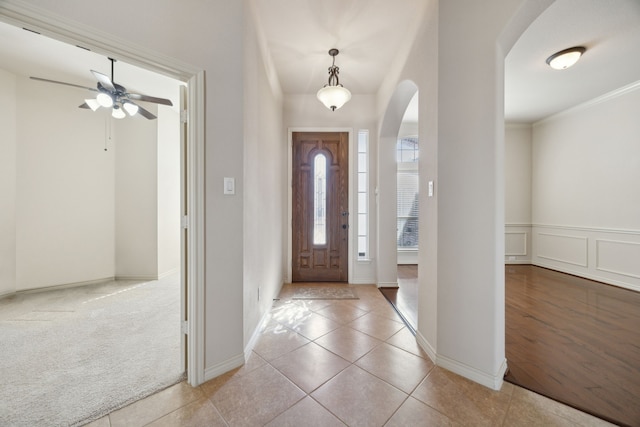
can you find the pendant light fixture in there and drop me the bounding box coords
[546,46,586,70]
[317,49,352,111]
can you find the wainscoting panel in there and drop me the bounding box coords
[505,225,531,264]
[596,239,640,280]
[537,233,588,267]
[531,225,640,292]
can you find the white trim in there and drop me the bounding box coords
[436,355,508,391]
[537,232,588,267]
[287,127,355,283]
[535,80,640,126]
[415,330,436,363]
[204,353,245,383]
[244,309,272,361]
[377,281,399,288]
[0,2,206,387]
[532,223,640,236]
[114,275,160,281]
[595,239,640,280]
[504,231,527,256]
[12,277,114,294]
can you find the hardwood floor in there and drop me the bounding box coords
[379,265,418,332]
[505,265,640,427]
[382,264,640,426]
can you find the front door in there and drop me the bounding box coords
[292,132,348,282]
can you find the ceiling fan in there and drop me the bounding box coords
[30,57,173,120]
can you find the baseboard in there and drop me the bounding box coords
[505,260,531,265]
[157,268,179,280]
[244,309,272,361]
[203,353,245,383]
[436,354,508,391]
[114,275,160,281]
[377,281,398,288]
[17,277,115,294]
[415,331,436,363]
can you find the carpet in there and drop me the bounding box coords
[293,287,358,300]
[0,274,184,427]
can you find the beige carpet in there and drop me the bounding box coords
[0,274,184,426]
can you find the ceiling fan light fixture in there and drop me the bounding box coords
[111,106,126,119]
[546,46,586,70]
[84,98,100,111]
[96,92,114,108]
[123,102,139,116]
[317,48,351,111]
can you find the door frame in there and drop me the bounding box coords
[0,4,206,386]
[287,128,354,283]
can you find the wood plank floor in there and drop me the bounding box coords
[505,265,640,427]
[379,265,418,332]
[382,264,640,426]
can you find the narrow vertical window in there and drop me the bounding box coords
[313,153,327,245]
[357,130,369,259]
[397,136,419,249]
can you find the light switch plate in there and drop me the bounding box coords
[224,177,235,195]
[428,180,434,197]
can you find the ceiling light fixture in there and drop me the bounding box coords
[546,46,586,70]
[111,105,126,119]
[317,48,351,111]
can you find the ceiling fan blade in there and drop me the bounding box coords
[136,104,158,120]
[30,76,97,92]
[91,70,116,92]
[127,93,173,106]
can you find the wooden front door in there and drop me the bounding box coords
[292,132,348,282]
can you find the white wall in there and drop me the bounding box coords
[115,107,159,279]
[15,75,115,290]
[0,69,17,296]
[531,85,640,291]
[505,124,532,264]
[283,94,378,285]
[242,2,285,352]
[376,0,553,389]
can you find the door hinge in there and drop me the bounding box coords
[181,215,189,229]
[180,110,188,124]
[181,320,189,335]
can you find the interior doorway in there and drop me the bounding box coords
[292,131,349,282]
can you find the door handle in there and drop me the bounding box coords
[342,224,349,229]
[341,211,349,217]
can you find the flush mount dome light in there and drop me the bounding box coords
[546,46,586,70]
[317,48,351,111]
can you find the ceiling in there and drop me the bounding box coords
[0,0,639,124]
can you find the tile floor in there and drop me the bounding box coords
[86,283,613,427]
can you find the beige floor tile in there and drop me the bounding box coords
[385,327,429,359]
[109,381,203,427]
[282,311,341,341]
[504,387,616,427]
[312,365,408,427]
[355,342,434,394]
[385,396,454,426]
[252,321,310,361]
[265,396,346,427]
[207,364,305,426]
[315,301,368,324]
[199,352,267,396]
[146,398,227,427]
[347,312,405,341]
[83,415,111,427]
[315,326,382,362]
[271,342,350,393]
[411,367,514,426]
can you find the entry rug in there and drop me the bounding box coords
[293,287,358,300]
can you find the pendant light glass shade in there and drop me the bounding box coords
[317,49,351,111]
[317,85,351,111]
[546,47,586,70]
[123,102,139,116]
[96,92,114,108]
[112,106,126,119]
[84,98,100,111]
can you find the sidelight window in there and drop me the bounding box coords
[313,153,327,245]
[357,130,369,259]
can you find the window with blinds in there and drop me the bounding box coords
[397,137,418,249]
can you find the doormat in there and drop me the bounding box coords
[293,287,358,300]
